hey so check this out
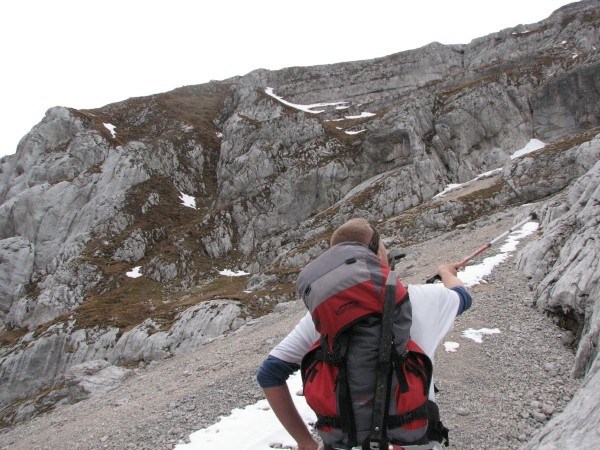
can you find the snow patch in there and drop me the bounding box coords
[444,341,460,352]
[345,112,375,119]
[177,373,315,450]
[436,139,546,199]
[103,123,117,138]
[510,139,545,159]
[462,328,501,343]
[219,269,250,277]
[126,266,142,278]
[265,87,348,114]
[434,183,463,199]
[434,168,503,199]
[179,192,196,209]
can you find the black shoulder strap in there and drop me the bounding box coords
[363,271,398,450]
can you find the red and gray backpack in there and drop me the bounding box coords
[298,242,449,449]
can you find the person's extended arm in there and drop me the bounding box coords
[262,385,320,450]
[437,262,465,289]
[435,262,472,315]
[257,313,321,449]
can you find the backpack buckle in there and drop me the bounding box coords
[323,351,343,365]
[319,336,344,366]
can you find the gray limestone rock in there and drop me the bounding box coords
[0,237,34,317]
[0,299,246,417]
[516,159,600,447]
[532,61,600,141]
[518,159,600,376]
[63,360,132,401]
[112,227,167,262]
[523,355,600,449]
[434,80,532,182]
[112,300,245,360]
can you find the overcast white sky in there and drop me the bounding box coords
[0,0,576,158]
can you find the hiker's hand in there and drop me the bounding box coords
[438,262,459,277]
[437,262,464,288]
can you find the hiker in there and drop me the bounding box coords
[257,218,472,450]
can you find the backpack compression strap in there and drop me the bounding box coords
[363,271,401,450]
[312,332,357,443]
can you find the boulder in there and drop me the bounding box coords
[63,360,132,402]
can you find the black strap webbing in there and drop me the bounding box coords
[333,333,355,443]
[426,400,450,447]
[363,272,400,450]
[315,414,341,429]
[387,402,429,427]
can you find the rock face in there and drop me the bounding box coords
[0,299,245,424]
[518,159,600,376]
[0,237,33,315]
[0,0,599,444]
[516,156,600,448]
[522,356,600,449]
[63,360,132,404]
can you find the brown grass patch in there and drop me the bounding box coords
[83,81,233,145]
[66,272,271,336]
[541,127,600,154]
[0,327,29,349]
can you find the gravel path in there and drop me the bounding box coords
[0,208,580,450]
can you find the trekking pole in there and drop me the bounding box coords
[425,212,538,284]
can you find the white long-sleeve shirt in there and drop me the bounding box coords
[263,284,465,400]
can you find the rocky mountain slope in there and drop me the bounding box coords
[0,0,599,447]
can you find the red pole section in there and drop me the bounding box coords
[457,244,492,268]
[425,212,537,283]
